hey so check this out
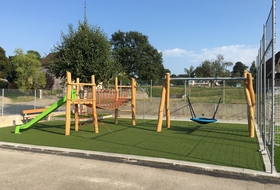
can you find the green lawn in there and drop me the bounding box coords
[148,86,246,104]
[0,118,265,171]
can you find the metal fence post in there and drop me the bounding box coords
[223,80,225,104]
[271,0,276,173]
[184,80,186,103]
[150,79,152,102]
[34,89,36,109]
[1,89,4,116]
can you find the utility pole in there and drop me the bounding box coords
[84,0,87,23]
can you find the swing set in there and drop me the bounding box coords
[187,96,221,124]
[156,71,255,138]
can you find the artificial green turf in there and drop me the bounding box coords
[0,119,265,171]
[275,147,280,172]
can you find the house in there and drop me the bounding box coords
[188,80,220,87]
[41,53,63,90]
[188,80,210,87]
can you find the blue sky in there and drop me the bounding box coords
[0,0,276,75]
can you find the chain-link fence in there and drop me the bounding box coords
[0,89,66,116]
[0,79,248,117]
[138,79,247,104]
[255,0,277,173]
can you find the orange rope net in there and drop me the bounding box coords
[83,88,131,110]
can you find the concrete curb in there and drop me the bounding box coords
[1,141,280,184]
[255,123,276,173]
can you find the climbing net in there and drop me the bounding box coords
[74,103,113,134]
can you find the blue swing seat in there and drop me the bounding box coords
[187,97,221,125]
[190,117,217,124]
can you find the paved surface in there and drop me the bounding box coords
[1,142,280,190]
[1,97,280,189]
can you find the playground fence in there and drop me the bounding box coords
[255,0,277,173]
[0,88,66,117]
[1,80,248,117]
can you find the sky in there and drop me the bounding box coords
[0,0,277,75]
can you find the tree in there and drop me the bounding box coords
[194,60,211,77]
[6,56,17,86]
[111,31,166,82]
[249,61,257,78]
[184,65,195,77]
[231,61,248,77]
[27,50,42,61]
[193,54,232,87]
[48,21,113,83]
[0,46,10,79]
[165,68,171,74]
[12,48,46,90]
[194,54,232,77]
[169,73,188,86]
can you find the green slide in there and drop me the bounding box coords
[15,95,68,134]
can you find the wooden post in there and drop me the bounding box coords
[114,77,119,124]
[244,71,255,138]
[65,71,72,136]
[244,71,250,136]
[92,75,98,133]
[247,72,255,138]
[131,78,136,126]
[74,78,79,131]
[247,73,255,113]
[165,73,171,129]
[156,74,167,132]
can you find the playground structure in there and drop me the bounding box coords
[15,71,137,135]
[65,71,136,136]
[156,71,255,138]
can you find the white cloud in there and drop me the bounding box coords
[162,48,192,57]
[162,45,258,67]
[198,45,258,66]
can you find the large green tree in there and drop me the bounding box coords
[111,31,165,82]
[231,61,248,77]
[194,54,232,77]
[48,21,113,83]
[12,48,46,90]
[0,46,10,79]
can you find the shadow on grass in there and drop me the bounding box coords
[1,119,264,171]
[24,120,254,149]
[170,122,249,137]
[89,133,263,170]
[32,123,67,135]
[170,125,201,134]
[166,123,256,149]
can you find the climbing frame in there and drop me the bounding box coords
[65,71,136,136]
